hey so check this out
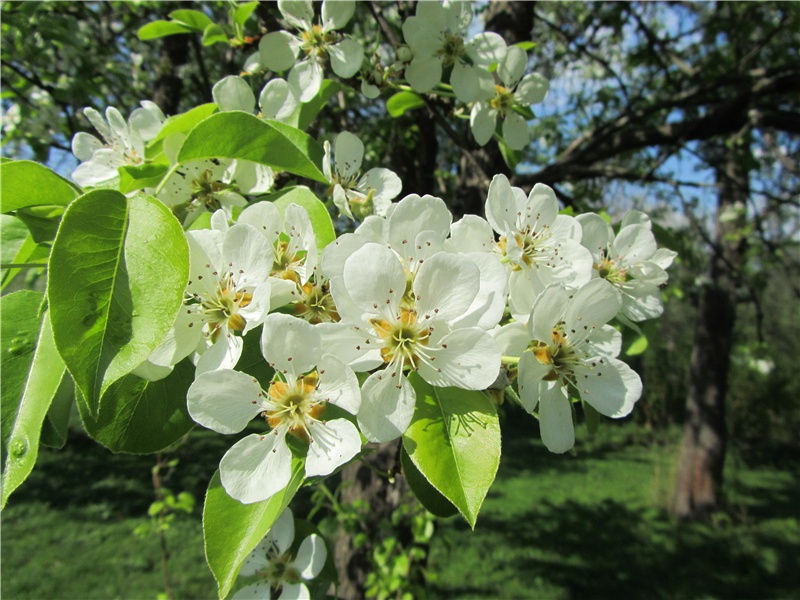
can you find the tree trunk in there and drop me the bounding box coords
[670,138,749,520]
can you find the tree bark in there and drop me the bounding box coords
[670,139,749,520]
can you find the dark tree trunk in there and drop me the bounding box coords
[152,34,190,116]
[332,440,408,599]
[670,139,749,520]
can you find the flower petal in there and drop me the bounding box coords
[220,430,292,504]
[574,357,641,418]
[359,168,402,204]
[232,582,272,600]
[358,369,415,442]
[517,351,550,413]
[278,0,313,30]
[212,75,256,113]
[329,38,364,78]
[405,56,442,94]
[502,110,530,150]
[269,507,295,554]
[499,46,527,87]
[465,32,506,66]
[334,131,364,179]
[293,534,327,579]
[279,583,309,600]
[564,279,621,344]
[321,0,355,30]
[414,251,480,323]
[71,132,103,161]
[195,334,244,375]
[259,78,298,121]
[305,418,361,476]
[450,62,480,103]
[418,327,501,390]
[188,369,266,434]
[485,174,521,235]
[316,355,361,413]
[259,31,299,72]
[261,313,321,378]
[538,383,575,453]
[470,103,497,146]
[342,243,406,318]
[614,224,657,265]
[576,212,613,260]
[289,59,324,103]
[387,194,451,261]
[515,72,549,105]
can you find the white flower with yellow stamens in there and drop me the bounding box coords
[187,314,361,504]
[134,215,272,380]
[506,279,642,453]
[328,243,501,443]
[577,211,677,322]
[238,200,318,310]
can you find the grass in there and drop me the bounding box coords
[2,409,799,599]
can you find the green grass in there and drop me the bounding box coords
[2,410,799,599]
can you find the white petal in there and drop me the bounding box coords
[538,383,575,453]
[516,351,551,413]
[359,168,402,204]
[238,200,282,246]
[321,232,366,284]
[187,369,265,434]
[361,80,380,99]
[576,213,612,260]
[83,107,111,140]
[71,157,119,187]
[329,38,363,78]
[450,62,480,103]
[342,243,406,318]
[470,103,497,146]
[213,76,256,113]
[220,431,293,504]
[243,51,263,74]
[293,534,327,579]
[238,539,271,577]
[284,202,318,282]
[574,357,641,418]
[232,582,272,600]
[230,160,274,195]
[71,132,103,161]
[401,16,442,57]
[305,419,361,476]
[651,248,677,270]
[279,583,308,600]
[106,106,129,140]
[621,283,664,322]
[586,324,622,358]
[524,183,559,230]
[223,223,273,281]
[322,0,354,30]
[316,322,383,371]
[261,313,321,377]
[358,369,415,442]
[494,321,530,356]
[289,60,323,103]
[507,269,547,323]
[447,214,495,254]
[418,327,501,390]
[498,46,527,87]
[316,355,361,413]
[269,507,295,554]
[621,210,651,229]
[502,111,530,150]
[259,78,298,121]
[451,252,508,330]
[278,0,313,30]
[465,32,506,66]
[485,174,521,235]
[387,194,451,261]
[529,284,569,342]
[404,56,442,94]
[414,251,480,323]
[515,73,549,105]
[195,334,244,375]
[614,224,657,264]
[259,31,299,72]
[334,131,364,179]
[564,279,621,344]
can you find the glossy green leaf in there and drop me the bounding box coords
[178,112,327,183]
[0,230,48,291]
[40,375,74,449]
[0,160,79,213]
[149,103,218,145]
[514,41,536,51]
[401,446,457,518]
[386,91,425,118]
[15,205,63,243]
[204,460,305,598]
[268,186,335,249]
[202,23,228,46]
[288,80,339,131]
[626,333,649,356]
[402,374,501,529]
[2,309,66,509]
[138,20,193,40]
[1,291,43,471]
[118,164,170,194]
[497,137,522,170]
[233,1,259,27]
[48,190,189,416]
[76,359,195,453]
[169,8,213,30]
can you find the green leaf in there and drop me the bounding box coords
[2,308,66,509]
[287,80,340,131]
[233,1,259,27]
[202,23,229,46]
[0,231,49,291]
[497,137,522,170]
[76,359,195,454]
[514,41,536,51]
[268,186,335,249]
[401,446,457,518]
[178,112,327,183]
[625,333,649,356]
[169,9,213,30]
[138,20,194,41]
[402,374,501,529]
[204,461,305,598]
[386,91,425,118]
[0,160,79,213]
[118,164,170,194]
[39,375,74,449]
[512,104,536,120]
[582,398,601,435]
[150,103,218,146]
[48,191,189,416]
[15,205,64,243]
[1,214,29,263]
[1,291,44,471]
